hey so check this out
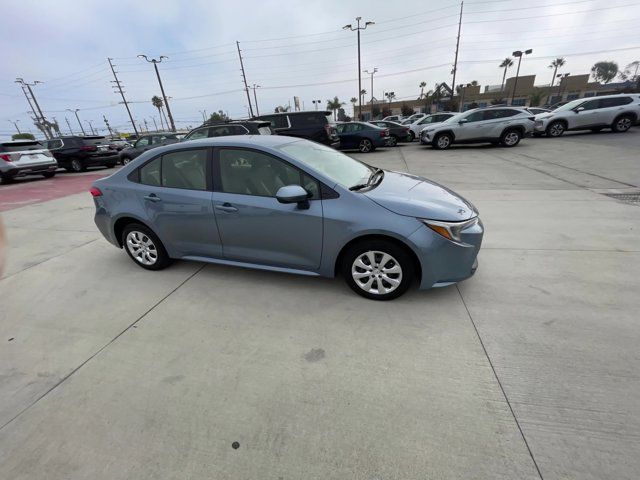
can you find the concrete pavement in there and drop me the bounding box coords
[1,130,639,479]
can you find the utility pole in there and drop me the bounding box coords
[252,84,261,116]
[65,117,74,135]
[199,110,207,122]
[143,119,149,132]
[364,68,378,106]
[108,58,138,136]
[86,120,96,135]
[344,17,375,120]
[103,115,113,137]
[511,49,533,104]
[138,55,176,132]
[8,120,21,134]
[67,109,86,135]
[152,116,159,131]
[16,78,52,139]
[236,42,254,117]
[451,2,463,107]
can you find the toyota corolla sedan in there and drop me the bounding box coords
[91,136,483,300]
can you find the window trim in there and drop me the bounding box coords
[130,147,213,192]
[212,146,322,200]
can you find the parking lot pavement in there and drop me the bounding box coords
[1,130,639,479]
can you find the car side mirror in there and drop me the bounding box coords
[458,118,469,124]
[276,185,310,209]
[575,106,585,113]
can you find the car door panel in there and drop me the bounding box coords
[570,99,600,129]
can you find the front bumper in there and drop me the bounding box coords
[408,218,484,289]
[533,119,549,132]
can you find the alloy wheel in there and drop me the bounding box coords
[616,117,632,132]
[351,250,403,295]
[71,159,83,172]
[126,231,158,266]
[388,136,398,146]
[437,135,451,149]
[548,122,565,137]
[503,131,520,146]
[359,139,372,153]
[122,157,132,165]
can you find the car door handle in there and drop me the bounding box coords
[215,202,238,212]
[143,194,162,202]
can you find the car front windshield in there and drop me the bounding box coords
[553,99,584,112]
[277,140,373,189]
[442,112,468,123]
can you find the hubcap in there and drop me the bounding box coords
[504,132,519,145]
[126,231,158,266]
[617,118,631,130]
[72,160,82,171]
[123,158,131,165]
[360,140,371,152]
[549,123,564,136]
[437,136,450,148]
[351,250,403,295]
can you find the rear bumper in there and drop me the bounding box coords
[1,162,58,178]
[86,154,118,165]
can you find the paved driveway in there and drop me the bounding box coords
[1,130,639,479]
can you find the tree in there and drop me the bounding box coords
[491,97,506,105]
[619,60,640,86]
[419,81,427,99]
[499,57,514,92]
[529,89,545,107]
[326,96,345,120]
[208,110,230,122]
[371,105,381,119]
[350,97,358,117]
[548,58,566,87]
[470,80,478,86]
[591,61,619,84]
[381,107,392,118]
[274,105,290,113]
[151,95,165,130]
[12,133,35,140]
[384,92,396,104]
[337,107,348,122]
[401,103,414,116]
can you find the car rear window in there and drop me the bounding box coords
[259,115,289,129]
[81,136,107,146]
[0,141,43,152]
[289,113,330,127]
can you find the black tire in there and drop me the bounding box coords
[590,127,603,133]
[42,172,56,178]
[611,115,634,133]
[407,131,415,142]
[342,239,414,301]
[70,158,86,172]
[358,138,373,153]
[432,132,453,150]
[500,129,522,147]
[121,223,172,271]
[121,156,133,165]
[546,120,566,137]
[0,175,15,184]
[387,135,398,147]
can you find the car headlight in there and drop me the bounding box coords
[420,217,478,243]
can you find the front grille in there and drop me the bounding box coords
[604,193,640,205]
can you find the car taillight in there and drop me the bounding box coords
[89,187,102,197]
[380,129,389,137]
[403,127,410,132]
[81,145,97,151]
[0,154,12,162]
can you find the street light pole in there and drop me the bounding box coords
[344,17,375,121]
[138,55,176,132]
[86,120,96,135]
[67,109,86,135]
[65,117,74,135]
[252,84,261,116]
[312,99,321,110]
[199,110,207,122]
[8,120,21,134]
[510,49,532,105]
[364,68,378,107]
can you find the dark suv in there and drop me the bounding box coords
[42,136,119,172]
[119,132,179,165]
[182,121,273,141]
[254,111,339,147]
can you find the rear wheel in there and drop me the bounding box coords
[500,129,522,147]
[342,240,414,300]
[612,115,634,133]
[358,138,373,153]
[42,172,56,179]
[546,121,566,137]
[121,156,133,165]
[407,131,415,142]
[387,135,398,147]
[432,133,453,150]
[122,223,172,271]
[70,158,85,172]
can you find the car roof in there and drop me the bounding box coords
[0,140,42,145]
[259,110,331,116]
[175,135,302,148]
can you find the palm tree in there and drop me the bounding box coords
[470,80,479,86]
[499,58,514,92]
[326,97,345,120]
[384,91,396,104]
[350,97,358,117]
[419,81,427,99]
[548,58,566,87]
[151,95,165,130]
[274,105,291,113]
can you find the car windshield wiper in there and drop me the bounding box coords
[349,168,384,191]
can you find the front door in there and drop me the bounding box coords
[454,110,486,140]
[212,147,323,270]
[571,99,601,129]
[135,148,222,258]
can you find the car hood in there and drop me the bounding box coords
[364,170,477,221]
[535,112,555,120]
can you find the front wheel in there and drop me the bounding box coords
[342,240,414,300]
[70,158,85,172]
[121,156,133,165]
[358,138,373,153]
[432,133,453,150]
[546,121,565,137]
[500,129,522,147]
[122,223,172,271]
[611,115,633,133]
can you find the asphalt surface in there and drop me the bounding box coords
[1,129,639,479]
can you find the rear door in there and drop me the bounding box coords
[598,96,633,125]
[133,148,221,258]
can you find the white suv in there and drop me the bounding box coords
[420,107,535,149]
[534,94,640,137]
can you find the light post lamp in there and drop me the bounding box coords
[343,17,374,120]
[312,99,322,111]
[510,49,532,105]
[364,68,378,106]
[67,109,86,135]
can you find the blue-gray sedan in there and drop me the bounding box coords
[91,136,483,300]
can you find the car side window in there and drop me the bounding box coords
[580,100,600,111]
[464,111,485,123]
[600,97,632,108]
[161,150,207,190]
[232,125,248,135]
[210,126,232,137]
[219,149,319,199]
[140,157,161,186]
[260,115,289,129]
[187,128,209,140]
[136,137,150,148]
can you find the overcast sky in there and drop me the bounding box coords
[1,0,639,138]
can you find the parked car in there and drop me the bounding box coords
[420,107,535,149]
[107,138,132,151]
[534,94,640,137]
[368,121,411,145]
[90,136,483,300]
[405,113,456,142]
[254,111,339,147]
[382,115,403,122]
[183,121,274,141]
[0,140,58,183]
[119,132,179,165]
[404,113,427,123]
[336,122,390,153]
[42,136,119,172]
